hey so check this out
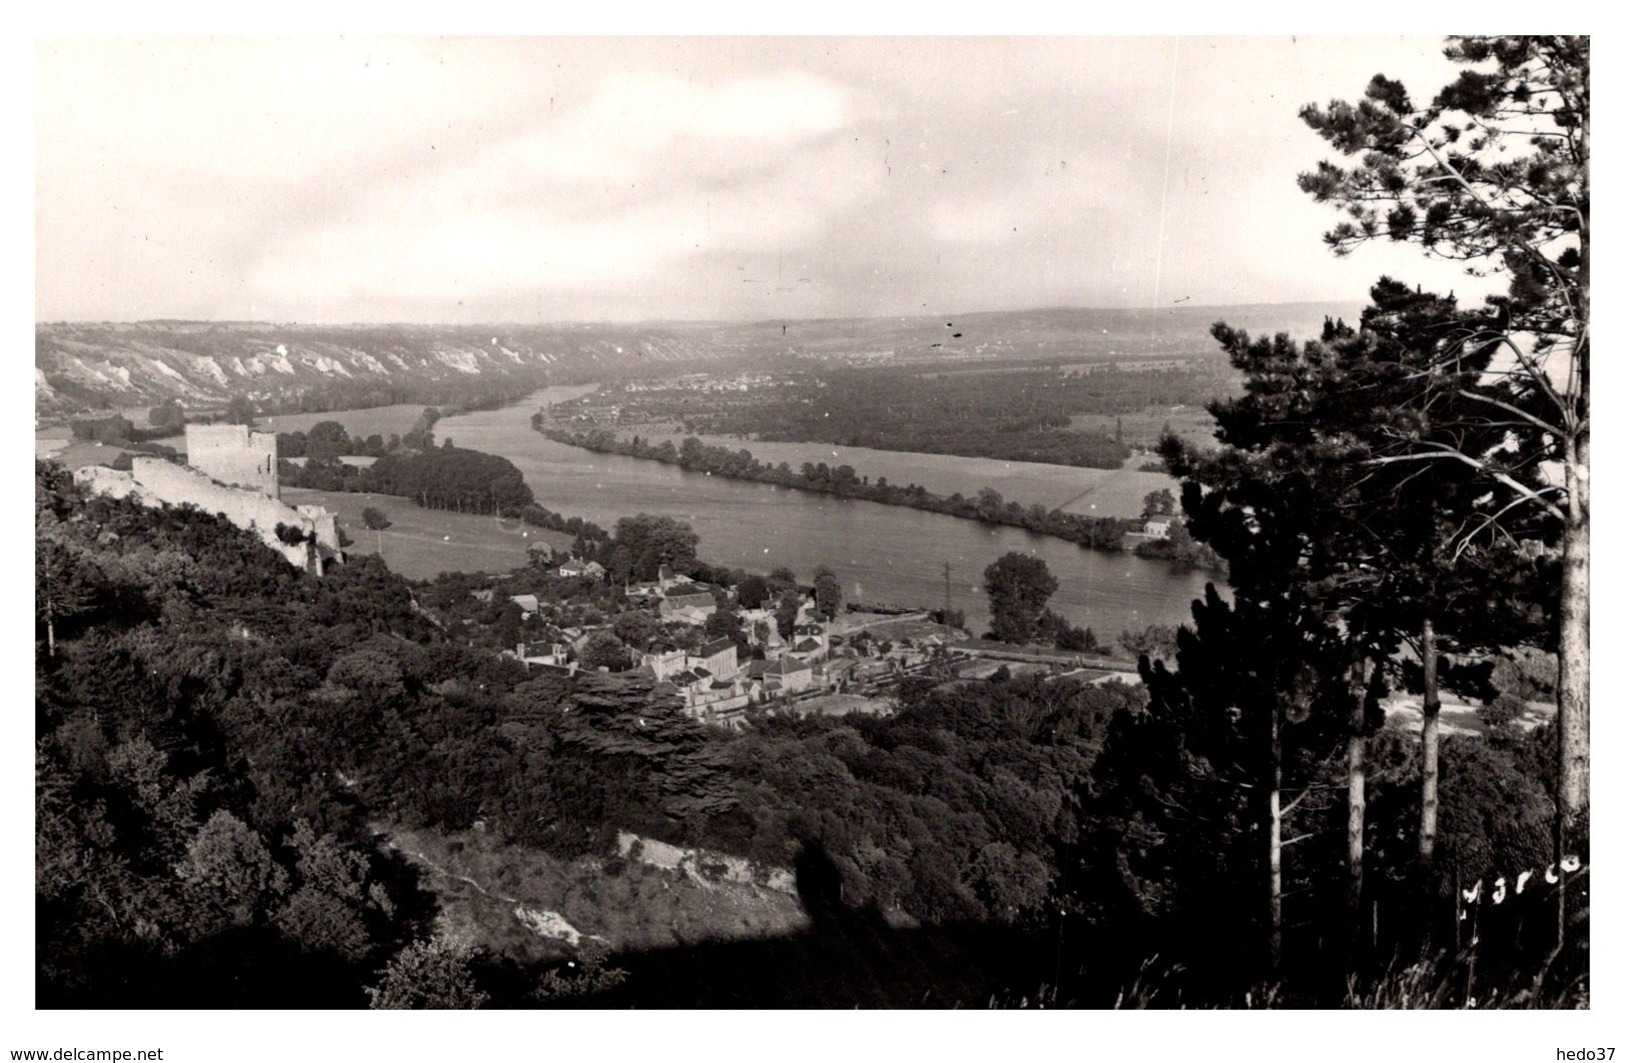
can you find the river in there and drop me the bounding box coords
[48,387,1218,638]
[426,388,1218,640]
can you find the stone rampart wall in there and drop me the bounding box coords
[76,458,327,570]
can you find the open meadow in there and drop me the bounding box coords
[259,403,432,441]
[625,427,1179,520]
[1066,405,1222,452]
[282,487,572,581]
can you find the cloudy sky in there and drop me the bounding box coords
[36,36,1494,324]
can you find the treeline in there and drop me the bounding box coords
[739,366,1208,467]
[536,426,1135,552]
[281,441,534,517]
[250,372,554,420]
[69,414,181,452]
[560,362,1237,468]
[275,422,611,547]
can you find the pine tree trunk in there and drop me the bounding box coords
[1558,430,1589,837]
[1554,429,1589,953]
[1419,616,1441,869]
[1347,656,1369,947]
[1269,701,1283,972]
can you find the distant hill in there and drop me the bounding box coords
[34,303,1360,418]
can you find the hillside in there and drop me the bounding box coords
[35,303,1359,418]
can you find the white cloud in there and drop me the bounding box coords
[240,90,884,311]
[37,36,1492,322]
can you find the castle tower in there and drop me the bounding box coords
[184,423,280,499]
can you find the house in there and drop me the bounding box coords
[642,637,740,687]
[659,591,718,624]
[1142,520,1172,540]
[687,675,750,720]
[670,668,705,691]
[641,645,689,682]
[664,680,746,724]
[558,559,606,579]
[657,565,694,592]
[514,641,576,674]
[517,639,570,661]
[757,656,815,697]
[738,608,782,647]
[791,622,830,660]
[815,657,859,691]
[788,637,828,663]
[509,594,541,615]
[563,626,610,653]
[696,638,739,679]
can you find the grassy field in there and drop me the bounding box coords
[1067,405,1221,451]
[144,404,436,451]
[37,439,143,466]
[626,427,1172,520]
[258,403,430,441]
[282,487,572,581]
[842,614,963,642]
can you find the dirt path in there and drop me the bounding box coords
[388,841,521,904]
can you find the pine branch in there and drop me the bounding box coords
[1366,447,1566,522]
[1456,389,1565,437]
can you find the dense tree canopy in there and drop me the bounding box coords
[812,565,842,618]
[596,514,700,584]
[982,553,1058,644]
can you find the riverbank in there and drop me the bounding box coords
[592,423,1176,520]
[536,424,1146,555]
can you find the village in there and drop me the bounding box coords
[494,551,1136,728]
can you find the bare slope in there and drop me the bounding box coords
[36,303,1358,416]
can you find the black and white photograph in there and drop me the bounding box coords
[25,26,1596,1055]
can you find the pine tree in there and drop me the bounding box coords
[1089,584,1341,979]
[1161,345,1365,968]
[1300,35,1588,854]
[1187,283,1553,957]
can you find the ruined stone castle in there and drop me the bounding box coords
[74,423,343,574]
[185,423,281,499]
